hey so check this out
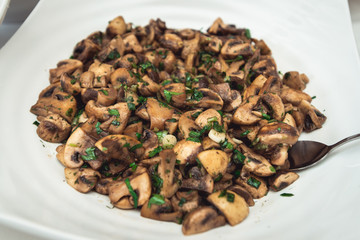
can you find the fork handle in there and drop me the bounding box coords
[330,133,360,150]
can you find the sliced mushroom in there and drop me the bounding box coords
[221,39,252,58]
[280,86,312,106]
[106,16,127,38]
[159,33,183,53]
[232,95,261,125]
[72,39,101,64]
[178,110,201,140]
[270,144,289,166]
[268,171,299,191]
[110,67,137,89]
[36,113,71,143]
[142,129,159,158]
[123,33,143,53]
[62,127,96,168]
[257,122,299,146]
[30,84,77,123]
[201,136,220,150]
[298,100,326,132]
[243,74,267,100]
[235,170,268,199]
[223,90,242,112]
[95,177,115,195]
[141,198,183,223]
[238,144,275,177]
[160,83,186,107]
[181,173,214,193]
[182,206,226,235]
[97,35,125,62]
[173,139,203,164]
[64,167,101,193]
[108,168,152,209]
[146,98,174,131]
[207,190,249,226]
[197,149,229,178]
[95,134,144,162]
[138,75,161,97]
[227,185,255,206]
[195,108,222,129]
[88,59,114,85]
[171,190,200,212]
[261,93,285,121]
[158,150,182,198]
[283,71,308,91]
[186,88,223,110]
[49,59,83,84]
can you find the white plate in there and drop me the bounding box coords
[0,0,10,24]
[0,0,360,239]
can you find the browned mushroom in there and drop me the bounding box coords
[36,113,71,143]
[207,190,249,226]
[268,171,299,191]
[106,16,127,38]
[232,95,261,125]
[141,198,183,223]
[283,71,309,91]
[182,206,226,235]
[173,139,203,164]
[257,122,299,146]
[158,150,182,198]
[49,59,83,84]
[108,167,152,209]
[64,167,101,193]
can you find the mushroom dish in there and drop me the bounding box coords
[30,16,326,235]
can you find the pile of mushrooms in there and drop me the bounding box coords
[30,17,326,235]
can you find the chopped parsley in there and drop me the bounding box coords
[81,147,97,161]
[280,193,294,197]
[247,177,261,189]
[108,109,120,116]
[148,194,165,208]
[95,122,103,134]
[124,178,139,208]
[148,146,163,157]
[163,89,183,103]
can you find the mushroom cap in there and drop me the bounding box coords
[141,198,183,223]
[257,122,299,146]
[207,190,249,226]
[30,84,77,123]
[194,108,222,129]
[227,185,255,206]
[232,95,261,125]
[146,98,174,131]
[158,150,181,198]
[95,134,144,161]
[261,93,285,121]
[235,171,268,199]
[173,139,203,164]
[182,206,226,235]
[106,16,127,37]
[239,144,275,177]
[108,170,152,209]
[49,59,83,84]
[63,127,96,168]
[110,67,137,89]
[178,110,201,139]
[64,167,101,193]
[269,171,299,191]
[36,113,71,143]
[197,149,229,178]
[186,88,223,110]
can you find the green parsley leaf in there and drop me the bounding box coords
[108,109,120,116]
[99,89,109,96]
[95,122,103,134]
[33,121,40,126]
[148,194,165,208]
[245,28,251,39]
[130,143,143,152]
[178,197,187,207]
[129,162,137,171]
[66,108,73,117]
[127,102,136,111]
[280,193,294,197]
[124,178,138,208]
[81,147,97,161]
[148,146,163,157]
[163,89,182,103]
[186,137,201,143]
[247,177,261,189]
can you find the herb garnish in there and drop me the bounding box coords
[124,178,139,208]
